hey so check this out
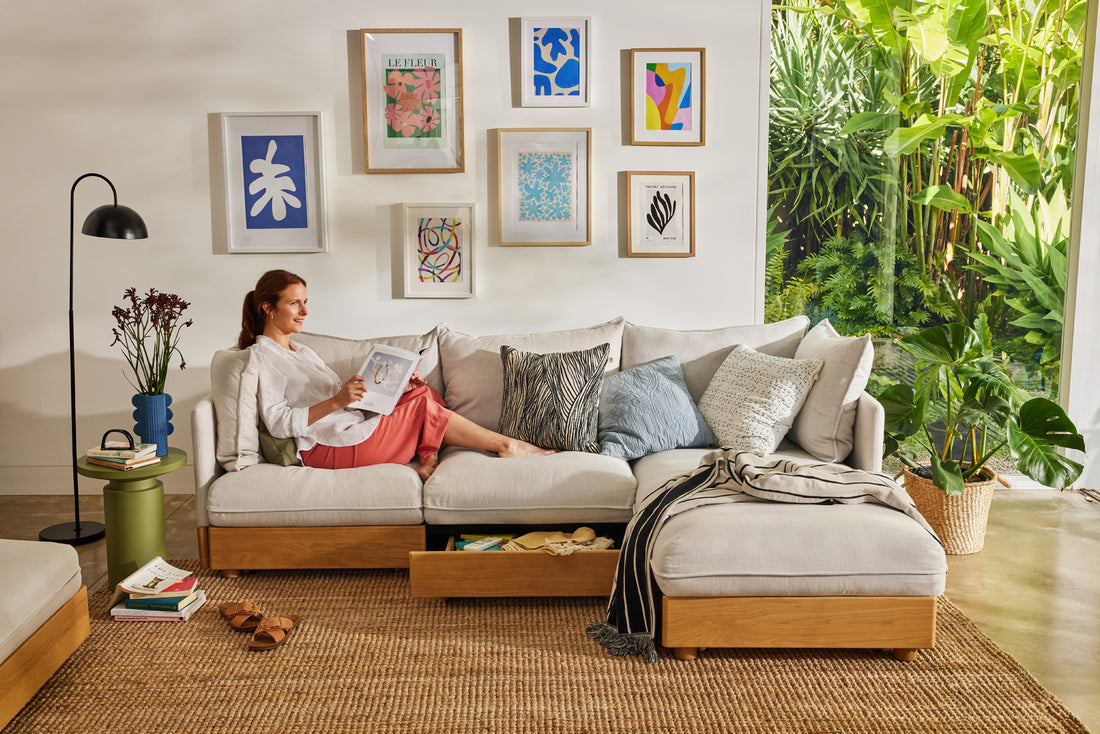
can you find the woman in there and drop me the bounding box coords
[239,269,553,480]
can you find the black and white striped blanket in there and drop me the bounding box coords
[586,450,941,663]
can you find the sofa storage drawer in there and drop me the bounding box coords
[409,542,619,598]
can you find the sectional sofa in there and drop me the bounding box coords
[191,315,947,660]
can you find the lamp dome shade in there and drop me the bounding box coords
[81,204,148,240]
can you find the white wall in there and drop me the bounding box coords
[0,1,768,494]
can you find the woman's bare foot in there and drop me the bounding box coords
[498,437,557,458]
[416,453,439,481]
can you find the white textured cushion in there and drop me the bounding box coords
[205,463,423,526]
[210,348,261,472]
[438,318,624,432]
[789,319,874,462]
[698,346,823,455]
[621,316,809,402]
[651,501,947,597]
[422,447,636,524]
[0,539,83,662]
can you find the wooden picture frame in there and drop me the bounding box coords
[519,17,591,107]
[361,28,464,173]
[401,203,476,298]
[630,48,706,146]
[216,111,328,254]
[497,128,591,246]
[627,171,695,257]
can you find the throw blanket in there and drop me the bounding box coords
[586,450,941,663]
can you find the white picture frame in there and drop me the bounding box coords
[627,171,695,257]
[401,203,476,298]
[520,17,591,107]
[361,28,464,173]
[497,128,591,246]
[217,111,328,254]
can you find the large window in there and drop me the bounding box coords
[766,0,1086,401]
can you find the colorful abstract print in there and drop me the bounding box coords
[517,152,574,222]
[382,57,443,140]
[532,27,581,97]
[416,217,462,283]
[645,63,692,131]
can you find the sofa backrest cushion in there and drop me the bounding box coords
[621,316,810,403]
[210,347,262,472]
[788,318,874,462]
[210,328,441,472]
[438,317,625,432]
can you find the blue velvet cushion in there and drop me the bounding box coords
[597,355,717,460]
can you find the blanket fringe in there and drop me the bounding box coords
[585,622,658,663]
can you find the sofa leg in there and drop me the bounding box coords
[673,647,698,661]
[220,569,242,579]
[893,648,919,661]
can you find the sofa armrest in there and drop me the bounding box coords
[847,390,884,473]
[190,395,222,528]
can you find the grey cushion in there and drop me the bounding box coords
[598,355,716,460]
[0,539,82,662]
[422,447,637,524]
[499,343,609,453]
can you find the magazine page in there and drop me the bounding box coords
[346,344,422,415]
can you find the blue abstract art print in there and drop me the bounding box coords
[521,17,589,107]
[240,134,308,229]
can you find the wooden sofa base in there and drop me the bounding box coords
[661,595,937,662]
[198,525,426,572]
[0,585,89,729]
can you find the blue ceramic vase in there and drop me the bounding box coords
[132,393,173,457]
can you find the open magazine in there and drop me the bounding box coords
[346,344,425,415]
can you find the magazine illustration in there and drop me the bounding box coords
[346,344,424,415]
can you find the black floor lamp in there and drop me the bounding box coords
[40,173,148,545]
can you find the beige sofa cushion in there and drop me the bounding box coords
[294,328,442,395]
[423,447,636,524]
[437,317,624,432]
[621,316,810,402]
[0,539,83,663]
[788,319,874,462]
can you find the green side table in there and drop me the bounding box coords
[76,447,187,589]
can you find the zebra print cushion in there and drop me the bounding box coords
[498,343,610,453]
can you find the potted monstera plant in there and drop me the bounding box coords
[879,317,1084,554]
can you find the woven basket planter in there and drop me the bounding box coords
[901,466,999,555]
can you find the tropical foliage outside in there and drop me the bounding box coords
[766,0,1086,403]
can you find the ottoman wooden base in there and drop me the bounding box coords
[661,595,937,662]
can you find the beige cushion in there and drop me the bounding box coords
[789,319,874,462]
[423,447,637,524]
[205,463,423,526]
[294,327,442,395]
[437,318,624,432]
[697,346,823,455]
[210,348,261,472]
[621,316,809,402]
[0,539,83,662]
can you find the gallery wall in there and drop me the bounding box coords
[0,0,768,494]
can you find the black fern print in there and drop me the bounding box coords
[646,191,677,234]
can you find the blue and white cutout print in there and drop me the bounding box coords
[532,27,581,97]
[241,135,308,229]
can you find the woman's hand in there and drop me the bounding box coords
[336,375,368,408]
[404,369,425,393]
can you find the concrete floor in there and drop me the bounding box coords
[1,485,1097,732]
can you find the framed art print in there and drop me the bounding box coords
[361,28,464,173]
[401,203,475,298]
[630,48,706,146]
[218,111,328,254]
[627,171,695,257]
[498,128,591,246]
[520,17,590,107]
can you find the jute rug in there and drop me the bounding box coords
[4,561,1089,734]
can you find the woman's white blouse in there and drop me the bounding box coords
[251,335,379,453]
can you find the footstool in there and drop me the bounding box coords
[0,539,89,728]
[635,450,948,661]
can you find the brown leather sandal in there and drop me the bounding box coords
[218,601,264,631]
[247,615,301,651]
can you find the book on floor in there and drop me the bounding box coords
[111,590,207,621]
[110,557,193,606]
[124,590,200,611]
[127,577,198,599]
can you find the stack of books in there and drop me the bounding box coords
[85,440,160,471]
[109,557,207,622]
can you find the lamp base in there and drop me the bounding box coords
[39,521,106,545]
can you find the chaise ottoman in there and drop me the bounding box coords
[0,539,89,728]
